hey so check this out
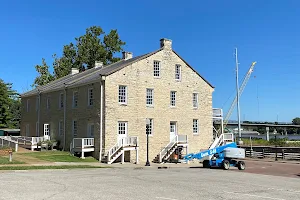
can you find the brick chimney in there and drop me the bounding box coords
[160,38,172,49]
[122,52,133,60]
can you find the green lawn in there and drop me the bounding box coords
[0,156,25,165]
[0,165,108,170]
[20,151,98,162]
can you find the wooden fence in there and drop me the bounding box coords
[240,146,300,161]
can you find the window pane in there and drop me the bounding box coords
[154,61,160,77]
[119,86,127,103]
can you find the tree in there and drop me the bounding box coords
[292,117,300,125]
[0,79,19,128]
[33,26,126,86]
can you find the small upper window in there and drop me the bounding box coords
[119,85,127,104]
[146,89,153,106]
[26,99,30,112]
[170,91,176,107]
[175,64,181,80]
[73,91,78,108]
[59,93,64,109]
[193,119,199,134]
[72,120,78,137]
[193,93,198,108]
[153,61,160,77]
[88,88,93,106]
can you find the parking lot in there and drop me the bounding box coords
[0,162,299,200]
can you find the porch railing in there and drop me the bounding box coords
[72,138,95,149]
[107,136,138,162]
[158,135,188,163]
[0,136,18,151]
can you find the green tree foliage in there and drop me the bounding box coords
[0,79,20,128]
[33,26,126,86]
[292,117,300,125]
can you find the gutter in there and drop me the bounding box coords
[99,76,105,162]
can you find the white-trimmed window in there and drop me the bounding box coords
[46,96,50,109]
[43,124,50,137]
[146,88,153,106]
[59,120,64,136]
[153,60,160,77]
[193,93,198,108]
[26,99,30,112]
[193,119,199,134]
[88,88,94,106]
[87,123,95,137]
[73,91,78,108]
[118,85,127,104]
[118,122,127,136]
[170,91,176,107]
[146,118,153,135]
[25,124,30,136]
[72,120,78,137]
[59,93,64,109]
[175,64,181,80]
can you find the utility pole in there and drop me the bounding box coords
[235,48,242,144]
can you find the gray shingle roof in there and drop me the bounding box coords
[21,48,214,97]
[21,50,161,97]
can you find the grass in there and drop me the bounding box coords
[20,151,98,162]
[0,165,108,170]
[0,156,25,165]
[242,138,300,147]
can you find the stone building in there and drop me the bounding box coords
[20,38,214,164]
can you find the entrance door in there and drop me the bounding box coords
[118,122,128,143]
[170,122,177,141]
[43,124,50,140]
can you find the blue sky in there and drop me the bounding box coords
[0,0,299,122]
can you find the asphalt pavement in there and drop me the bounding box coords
[0,167,299,200]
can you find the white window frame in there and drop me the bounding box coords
[59,93,64,109]
[146,88,154,106]
[73,91,78,108]
[193,119,199,134]
[118,85,127,104]
[87,123,95,137]
[118,121,128,136]
[170,91,176,107]
[59,120,64,136]
[146,118,153,136]
[25,124,30,136]
[72,120,78,137]
[43,123,50,137]
[153,60,160,77]
[175,64,181,80]
[193,93,198,108]
[26,99,30,112]
[88,88,94,106]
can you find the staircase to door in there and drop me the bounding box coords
[103,136,138,164]
[153,135,188,163]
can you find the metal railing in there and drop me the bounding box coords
[213,108,223,118]
[158,135,188,163]
[107,136,138,162]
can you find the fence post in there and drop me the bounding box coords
[262,149,265,158]
[9,151,12,162]
[282,149,285,160]
[15,143,18,152]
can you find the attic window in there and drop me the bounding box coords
[153,61,160,77]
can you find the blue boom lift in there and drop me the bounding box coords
[183,138,246,170]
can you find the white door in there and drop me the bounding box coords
[118,122,128,143]
[170,122,177,141]
[43,124,50,140]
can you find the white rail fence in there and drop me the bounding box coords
[72,138,95,149]
[0,136,18,151]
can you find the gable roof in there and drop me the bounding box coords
[21,47,214,97]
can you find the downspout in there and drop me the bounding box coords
[38,89,41,137]
[63,84,67,151]
[99,76,105,162]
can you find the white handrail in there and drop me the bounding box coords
[72,138,94,149]
[107,136,138,162]
[159,135,178,163]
